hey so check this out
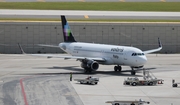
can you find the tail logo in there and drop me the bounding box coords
[61,15,76,42]
[64,23,71,40]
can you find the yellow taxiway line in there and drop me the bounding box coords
[84,15,89,19]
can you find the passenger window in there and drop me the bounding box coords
[132,53,144,56]
[132,53,134,56]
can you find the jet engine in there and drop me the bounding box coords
[132,65,144,68]
[81,60,99,71]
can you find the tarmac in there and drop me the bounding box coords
[0,54,180,105]
[0,0,179,2]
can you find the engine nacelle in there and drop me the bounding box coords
[89,61,99,71]
[81,61,99,71]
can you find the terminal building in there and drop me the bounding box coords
[0,22,180,54]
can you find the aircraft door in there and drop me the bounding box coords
[124,53,128,61]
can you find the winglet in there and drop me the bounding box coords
[18,43,26,54]
[158,37,162,48]
[143,38,162,54]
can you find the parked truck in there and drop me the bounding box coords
[124,70,163,86]
[74,76,99,85]
[106,99,150,105]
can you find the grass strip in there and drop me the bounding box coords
[1,18,180,22]
[0,2,180,11]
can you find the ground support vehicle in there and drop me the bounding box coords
[172,79,180,87]
[106,99,150,105]
[74,76,99,85]
[124,70,164,86]
[124,77,163,86]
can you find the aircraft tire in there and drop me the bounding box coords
[131,71,136,75]
[115,103,119,105]
[148,82,153,86]
[114,66,118,71]
[118,66,122,71]
[84,69,88,73]
[84,68,92,73]
[132,82,137,86]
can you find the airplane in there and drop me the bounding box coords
[18,15,162,75]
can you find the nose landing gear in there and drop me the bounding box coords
[131,67,136,75]
[131,71,136,75]
[113,66,138,75]
[114,65,122,72]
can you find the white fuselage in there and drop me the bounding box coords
[59,42,147,67]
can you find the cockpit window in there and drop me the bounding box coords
[132,53,144,56]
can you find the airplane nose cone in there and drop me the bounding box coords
[134,56,147,66]
[141,56,147,64]
[136,56,147,65]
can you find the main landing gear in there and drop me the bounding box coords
[84,68,92,73]
[114,65,122,72]
[114,65,136,75]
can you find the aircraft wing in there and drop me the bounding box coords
[18,43,106,62]
[143,38,162,54]
[31,54,106,62]
[37,44,60,48]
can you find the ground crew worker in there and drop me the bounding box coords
[130,102,135,105]
[70,72,72,81]
[172,79,175,84]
